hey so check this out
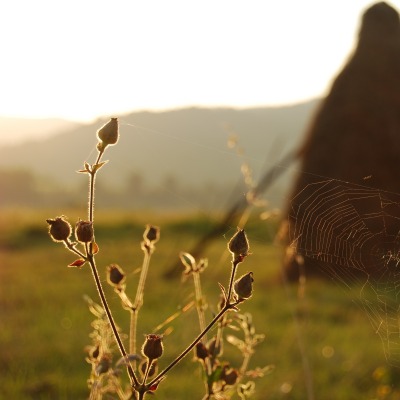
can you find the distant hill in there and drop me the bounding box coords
[0,117,80,146]
[0,100,320,208]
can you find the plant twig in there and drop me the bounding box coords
[85,142,139,387]
[193,271,207,340]
[130,241,154,372]
[148,259,241,387]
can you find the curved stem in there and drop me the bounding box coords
[130,246,152,364]
[88,149,104,223]
[130,310,138,366]
[84,146,139,387]
[226,259,239,302]
[193,271,207,341]
[148,257,241,387]
[88,255,139,386]
[149,306,227,386]
[64,239,86,259]
[133,247,152,309]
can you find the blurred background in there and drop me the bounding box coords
[2,1,400,399]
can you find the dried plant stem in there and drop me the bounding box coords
[210,313,226,368]
[130,311,138,360]
[193,271,207,341]
[148,261,241,387]
[88,150,104,222]
[149,305,228,387]
[130,247,152,360]
[64,240,86,259]
[142,359,154,384]
[88,254,138,386]
[85,150,139,387]
[226,260,240,302]
[239,325,255,377]
[239,340,253,379]
[239,349,251,376]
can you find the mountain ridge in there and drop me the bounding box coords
[0,100,320,208]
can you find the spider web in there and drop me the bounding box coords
[287,179,400,366]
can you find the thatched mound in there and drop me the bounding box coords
[282,2,400,281]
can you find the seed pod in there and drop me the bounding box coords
[143,225,160,244]
[221,366,239,385]
[87,345,100,361]
[207,336,223,357]
[142,334,164,361]
[75,220,94,243]
[195,342,209,360]
[234,272,254,300]
[95,356,111,375]
[228,229,249,260]
[46,216,72,242]
[91,346,100,360]
[97,117,119,146]
[107,264,125,287]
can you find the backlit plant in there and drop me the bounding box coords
[46,118,268,399]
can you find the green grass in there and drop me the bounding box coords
[1,209,400,399]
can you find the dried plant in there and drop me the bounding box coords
[46,118,268,399]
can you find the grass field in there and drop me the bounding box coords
[1,208,400,399]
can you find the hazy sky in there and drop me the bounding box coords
[1,0,398,122]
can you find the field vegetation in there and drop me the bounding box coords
[1,208,399,399]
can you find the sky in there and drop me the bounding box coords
[0,0,399,123]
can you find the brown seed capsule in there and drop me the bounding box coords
[195,342,209,360]
[228,229,249,260]
[143,225,160,244]
[95,356,111,375]
[87,345,100,360]
[46,216,72,242]
[234,272,254,300]
[142,334,164,360]
[207,336,223,357]
[97,117,119,146]
[107,264,125,287]
[221,366,239,385]
[75,220,94,243]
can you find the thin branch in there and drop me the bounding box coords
[88,255,139,387]
[148,259,242,387]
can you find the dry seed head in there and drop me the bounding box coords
[234,272,254,300]
[75,220,94,243]
[91,345,100,360]
[97,117,119,146]
[85,344,100,361]
[207,336,223,357]
[95,356,111,375]
[142,334,164,361]
[195,342,209,360]
[143,225,160,244]
[228,229,249,260]
[107,264,126,287]
[221,366,239,385]
[46,216,72,242]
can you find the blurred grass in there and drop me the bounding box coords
[1,208,400,399]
